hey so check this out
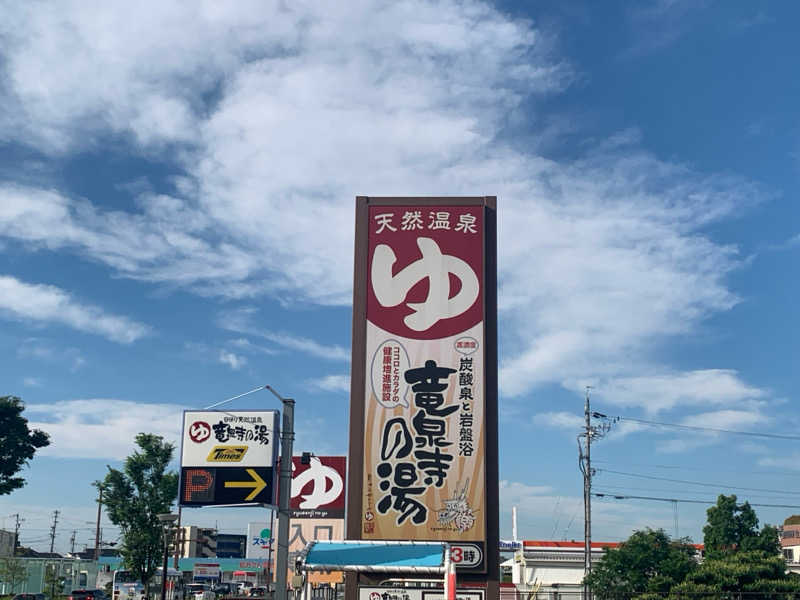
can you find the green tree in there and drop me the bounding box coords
[44,563,65,600]
[100,433,179,596]
[669,551,800,600]
[703,494,780,557]
[584,528,698,600]
[0,556,28,594]
[0,396,50,495]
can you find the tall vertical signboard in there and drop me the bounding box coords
[347,198,498,587]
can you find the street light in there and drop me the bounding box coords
[158,513,179,600]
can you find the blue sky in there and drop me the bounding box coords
[0,0,798,552]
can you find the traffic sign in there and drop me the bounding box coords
[180,466,276,506]
[179,409,280,507]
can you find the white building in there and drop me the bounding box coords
[178,526,217,558]
[506,540,620,597]
[0,529,14,557]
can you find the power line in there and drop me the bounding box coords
[618,416,800,441]
[598,468,800,495]
[593,458,800,477]
[593,483,800,501]
[593,492,800,510]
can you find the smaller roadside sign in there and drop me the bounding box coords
[192,563,220,580]
[450,543,483,569]
[181,467,275,506]
[498,539,522,552]
[290,456,346,518]
[180,410,280,508]
[359,588,484,600]
[181,410,279,467]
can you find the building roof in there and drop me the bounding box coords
[521,540,704,551]
[523,540,620,549]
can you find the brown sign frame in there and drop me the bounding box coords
[346,197,498,591]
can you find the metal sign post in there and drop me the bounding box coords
[266,387,295,600]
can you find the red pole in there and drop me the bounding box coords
[447,559,456,600]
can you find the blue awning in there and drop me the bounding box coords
[299,541,448,574]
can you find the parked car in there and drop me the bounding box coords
[247,587,267,597]
[212,583,232,596]
[69,590,110,600]
[185,583,215,600]
[12,594,45,600]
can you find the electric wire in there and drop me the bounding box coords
[593,458,800,477]
[617,416,800,441]
[593,492,800,509]
[594,483,800,501]
[598,468,800,495]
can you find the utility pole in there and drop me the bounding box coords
[70,530,76,554]
[579,388,592,600]
[94,484,104,560]
[578,388,615,600]
[265,386,295,600]
[13,514,23,556]
[49,510,60,554]
[174,507,183,570]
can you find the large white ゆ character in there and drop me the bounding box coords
[291,457,344,509]
[371,237,479,331]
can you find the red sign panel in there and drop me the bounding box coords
[367,206,484,339]
[361,203,486,544]
[290,455,346,518]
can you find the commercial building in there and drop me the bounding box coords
[0,529,14,557]
[779,517,800,572]
[178,526,216,558]
[506,540,620,597]
[0,557,102,595]
[505,539,705,597]
[215,534,246,559]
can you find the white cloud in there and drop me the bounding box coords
[499,480,676,541]
[758,453,800,471]
[649,408,770,453]
[590,370,767,414]
[219,349,246,370]
[532,411,583,430]
[228,338,277,355]
[25,399,185,460]
[0,275,150,343]
[0,1,769,402]
[681,408,770,430]
[23,376,42,387]
[307,374,350,393]
[219,308,349,361]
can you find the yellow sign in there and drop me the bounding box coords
[207,445,248,462]
[224,468,266,501]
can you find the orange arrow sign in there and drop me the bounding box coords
[224,468,266,501]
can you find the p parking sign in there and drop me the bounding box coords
[179,410,280,507]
